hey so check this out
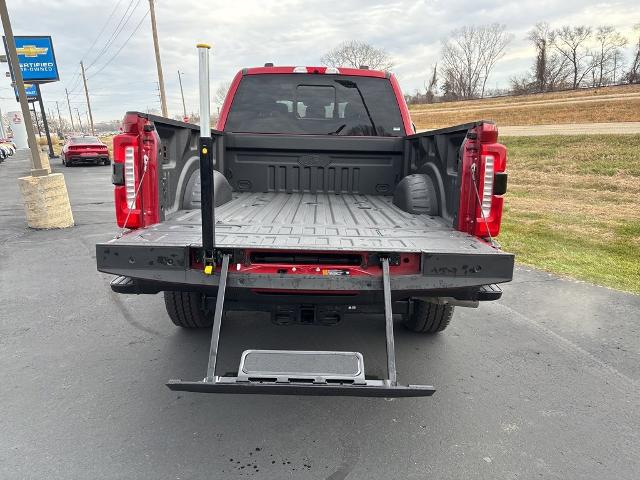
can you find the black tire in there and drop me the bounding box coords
[163,291,213,328]
[402,301,454,334]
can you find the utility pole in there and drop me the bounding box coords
[0,0,46,175]
[55,101,63,134]
[75,108,84,132]
[65,88,75,131]
[32,104,41,135]
[178,70,187,118]
[80,61,95,135]
[149,0,168,117]
[35,84,54,157]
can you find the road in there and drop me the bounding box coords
[419,122,640,136]
[1,151,639,479]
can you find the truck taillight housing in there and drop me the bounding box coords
[111,112,160,230]
[113,135,142,229]
[458,123,507,239]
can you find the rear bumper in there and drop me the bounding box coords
[68,154,109,162]
[96,243,514,296]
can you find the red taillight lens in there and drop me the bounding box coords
[113,134,142,229]
[473,142,506,237]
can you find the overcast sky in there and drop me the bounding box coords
[1,0,638,123]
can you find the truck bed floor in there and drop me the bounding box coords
[116,192,499,254]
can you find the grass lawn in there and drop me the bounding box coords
[499,134,640,294]
[409,84,640,129]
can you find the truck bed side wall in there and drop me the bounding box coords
[404,124,474,225]
[136,113,223,220]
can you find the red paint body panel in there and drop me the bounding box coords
[191,249,421,278]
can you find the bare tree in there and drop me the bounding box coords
[479,24,514,97]
[526,22,571,92]
[440,24,512,99]
[321,40,394,70]
[214,81,231,107]
[590,26,628,86]
[626,23,640,84]
[425,63,438,103]
[552,26,594,89]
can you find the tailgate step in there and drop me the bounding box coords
[167,255,436,397]
[238,350,365,384]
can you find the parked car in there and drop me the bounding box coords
[61,135,110,166]
[0,140,15,162]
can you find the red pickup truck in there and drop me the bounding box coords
[97,64,513,397]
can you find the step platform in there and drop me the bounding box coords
[238,350,366,384]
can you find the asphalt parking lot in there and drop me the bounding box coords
[1,150,639,479]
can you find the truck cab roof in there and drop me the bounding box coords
[241,66,390,78]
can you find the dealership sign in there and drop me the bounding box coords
[14,83,38,101]
[3,35,59,83]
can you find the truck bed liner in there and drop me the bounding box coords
[115,192,500,255]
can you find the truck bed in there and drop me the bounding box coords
[112,191,500,255]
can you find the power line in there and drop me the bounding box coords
[85,0,141,70]
[79,0,124,63]
[86,0,137,69]
[87,10,149,80]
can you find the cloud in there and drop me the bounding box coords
[1,0,638,122]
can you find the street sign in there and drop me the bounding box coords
[14,82,37,101]
[3,35,59,83]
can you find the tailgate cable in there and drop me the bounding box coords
[470,163,498,248]
[115,153,149,239]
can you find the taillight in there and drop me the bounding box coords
[112,112,160,230]
[457,123,507,239]
[113,135,142,229]
[480,155,494,217]
[124,146,136,208]
[475,140,506,238]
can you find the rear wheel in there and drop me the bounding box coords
[402,300,454,334]
[163,291,213,328]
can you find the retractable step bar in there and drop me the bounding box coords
[166,256,435,397]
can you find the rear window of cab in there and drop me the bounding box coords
[225,74,404,136]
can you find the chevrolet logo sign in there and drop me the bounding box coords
[16,45,48,57]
